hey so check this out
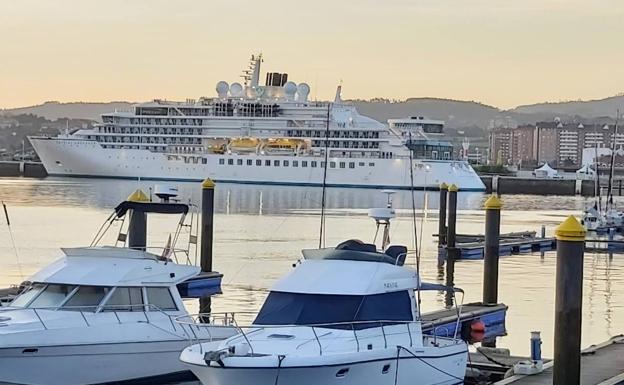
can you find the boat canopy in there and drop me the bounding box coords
[114,201,189,218]
[302,239,407,266]
[27,247,200,287]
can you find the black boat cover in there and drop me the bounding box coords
[114,201,189,218]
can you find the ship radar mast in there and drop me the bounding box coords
[242,53,263,88]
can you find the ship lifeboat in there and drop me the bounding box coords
[227,137,260,154]
[261,138,308,155]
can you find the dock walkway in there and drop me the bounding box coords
[494,335,624,385]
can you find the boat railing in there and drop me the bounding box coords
[0,304,215,340]
[176,313,445,357]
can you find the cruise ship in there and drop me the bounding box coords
[29,55,485,191]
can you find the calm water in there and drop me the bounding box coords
[1,177,623,361]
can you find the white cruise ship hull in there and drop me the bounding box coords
[0,340,195,385]
[183,345,467,385]
[30,137,486,191]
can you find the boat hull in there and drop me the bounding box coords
[0,340,196,385]
[29,137,486,191]
[185,347,467,385]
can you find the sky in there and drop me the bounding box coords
[1,0,623,109]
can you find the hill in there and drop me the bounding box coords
[2,101,133,122]
[3,94,623,130]
[510,94,624,119]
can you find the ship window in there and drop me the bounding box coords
[146,287,177,311]
[349,162,355,169]
[265,160,271,166]
[302,161,308,167]
[103,287,144,312]
[29,284,76,309]
[63,286,110,312]
[293,161,298,167]
[339,162,345,168]
[247,159,253,166]
[9,283,46,308]
[219,157,225,165]
[284,160,289,167]
[330,162,336,168]
[369,162,375,167]
[256,160,262,166]
[254,291,413,329]
[237,159,243,166]
[359,162,365,167]
[228,159,234,165]
[202,158,207,165]
[274,160,280,166]
[311,161,318,168]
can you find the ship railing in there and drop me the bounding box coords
[0,304,216,341]
[175,313,457,357]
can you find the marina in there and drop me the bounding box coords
[1,177,624,384]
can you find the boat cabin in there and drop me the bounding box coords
[253,240,419,329]
[8,247,198,314]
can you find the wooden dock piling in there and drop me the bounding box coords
[553,216,586,385]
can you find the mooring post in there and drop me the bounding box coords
[445,184,458,306]
[619,179,622,196]
[541,225,546,238]
[438,182,448,247]
[483,195,502,305]
[199,178,215,319]
[553,216,586,385]
[127,189,149,250]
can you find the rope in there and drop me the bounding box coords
[397,345,466,382]
[407,131,421,318]
[2,202,24,280]
[394,346,400,385]
[475,347,511,368]
[318,103,331,249]
[274,355,286,385]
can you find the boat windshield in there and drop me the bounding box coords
[254,290,413,329]
[9,283,179,312]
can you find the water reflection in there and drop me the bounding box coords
[0,176,623,361]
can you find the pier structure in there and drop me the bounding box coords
[199,178,216,317]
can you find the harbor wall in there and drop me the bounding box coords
[480,176,596,196]
[0,161,48,178]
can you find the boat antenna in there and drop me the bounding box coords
[2,201,24,280]
[607,111,619,207]
[594,124,600,211]
[318,103,331,248]
[407,130,422,316]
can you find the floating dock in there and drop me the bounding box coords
[437,232,624,261]
[421,302,508,341]
[437,232,556,261]
[493,335,624,385]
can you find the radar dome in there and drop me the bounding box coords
[216,81,229,98]
[230,82,243,97]
[296,83,310,102]
[283,81,297,96]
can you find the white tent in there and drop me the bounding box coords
[576,164,595,180]
[534,163,559,178]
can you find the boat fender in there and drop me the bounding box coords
[471,320,485,333]
[204,350,228,368]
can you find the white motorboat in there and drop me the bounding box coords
[179,240,468,385]
[582,205,606,232]
[0,194,236,385]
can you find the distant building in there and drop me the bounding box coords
[489,121,621,168]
